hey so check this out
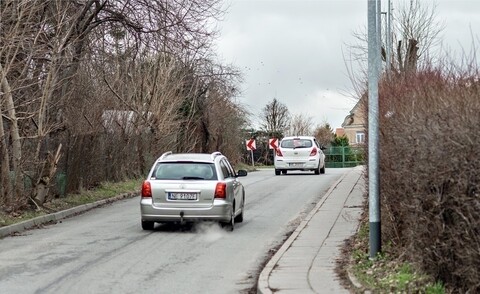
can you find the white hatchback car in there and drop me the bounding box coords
[274,136,326,175]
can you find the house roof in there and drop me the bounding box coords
[341,94,365,128]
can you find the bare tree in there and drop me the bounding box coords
[0,2,42,204]
[348,0,444,75]
[287,113,314,136]
[393,0,445,72]
[0,0,234,209]
[260,98,290,137]
[313,122,334,147]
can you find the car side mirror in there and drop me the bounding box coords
[236,170,248,177]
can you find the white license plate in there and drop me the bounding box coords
[168,192,198,200]
[289,163,304,167]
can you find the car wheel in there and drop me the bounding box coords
[320,164,325,174]
[275,169,280,175]
[228,208,235,231]
[221,205,235,231]
[282,170,287,175]
[235,197,244,223]
[142,220,154,230]
[315,164,320,175]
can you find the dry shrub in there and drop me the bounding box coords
[377,67,480,292]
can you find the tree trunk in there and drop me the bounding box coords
[397,40,404,73]
[0,63,23,201]
[33,144,62,205]
[404,39,419,73]
[0,102,12,204]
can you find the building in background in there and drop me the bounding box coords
[339,99,366,146]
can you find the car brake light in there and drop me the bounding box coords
[214,182,226,199]
[310,148,317,156]
[141,181,152,198]
[275,148,283,157]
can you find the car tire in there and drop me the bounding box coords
[315,164,320,175]
[282,170,287,175]
[221,206,235,231]
[275,169,280,175]
[320,164,325,174]
[142,220,154,230]
[235,198,244,223]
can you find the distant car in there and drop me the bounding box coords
[274,136,326,175]
[140,151,247,231]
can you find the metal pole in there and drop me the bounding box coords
[251,149,255,167]
[386,0,392,73]
[376,0,382,73]
[367,0,381,258]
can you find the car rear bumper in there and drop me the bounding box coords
[140,198,232,222]
[274,159,319,170]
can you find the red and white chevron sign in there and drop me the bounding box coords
[246,139,256,151]
[269,138,278,150]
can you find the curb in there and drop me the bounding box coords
[0,192,138,239]
[347,265,368,292]
[257,170,351,294]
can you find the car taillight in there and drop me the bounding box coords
[275,148,283,157]
[310,148,317,156]
[214,182,226,199]
[141,181,152,198]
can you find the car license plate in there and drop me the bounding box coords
[168,192,198,200]
[289,163,304,167]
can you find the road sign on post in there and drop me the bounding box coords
[268,138,278,150]
[246,139,256,151]
[246,139,256,167]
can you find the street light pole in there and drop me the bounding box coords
[367,0,381,258]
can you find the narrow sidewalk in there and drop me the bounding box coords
[258,166,365,294]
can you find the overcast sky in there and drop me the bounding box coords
[214,0,480,130]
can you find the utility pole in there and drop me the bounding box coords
[367,0,381,258]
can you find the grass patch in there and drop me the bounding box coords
[235,162,263,172]
[348,217,445,293]
[60,179,141,206]
[0,210,47,227]
[0,178,142,228]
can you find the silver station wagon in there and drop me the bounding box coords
[140,151,247,231]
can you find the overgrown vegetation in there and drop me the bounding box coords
[0,1,249,215]
[374,63,480,292]
[348,62,480,292]
[0,178,141,227]
[347,214,446,293]
[343,1,480,292]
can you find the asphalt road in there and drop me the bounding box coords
[0,168,348,294]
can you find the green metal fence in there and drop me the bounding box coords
[9,171,67,197]
[324,146,365,168]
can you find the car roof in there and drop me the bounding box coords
[156,152,223,163]
[281,136,315,140]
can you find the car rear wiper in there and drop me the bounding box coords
[182,176,205,180]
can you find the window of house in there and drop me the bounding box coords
[356,132,365,144]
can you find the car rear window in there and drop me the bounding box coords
[151,162,217,180]
[280,139,313,148]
